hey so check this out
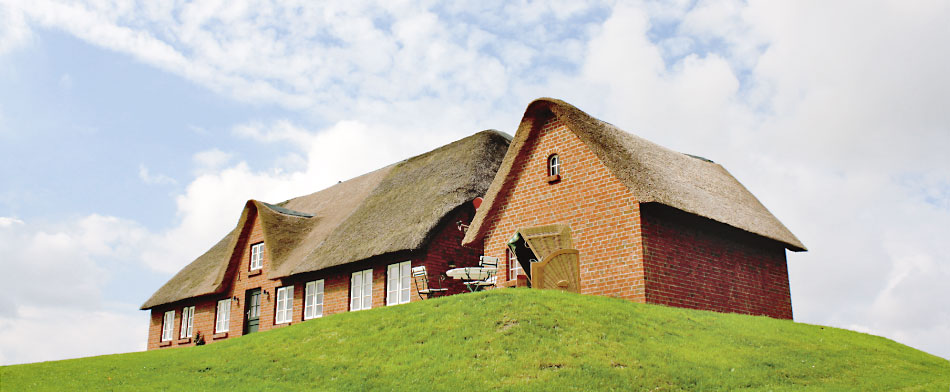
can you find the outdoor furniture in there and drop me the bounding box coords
[412,266,447,299]
[447,256,499,292]
[446,267,498,291]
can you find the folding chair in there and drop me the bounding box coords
[473,256,499,290]
[412,266,447,299]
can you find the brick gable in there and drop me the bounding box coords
[479,116,647,301]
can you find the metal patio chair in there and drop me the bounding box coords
[412,266,448,299]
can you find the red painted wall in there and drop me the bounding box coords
[640,204,793,319]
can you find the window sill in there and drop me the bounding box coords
[212,332,228,340]
[274,321,291,327]
[248,269,262,277]
[176,338,192,344]
[545,174,561,184]
[159,340,172,347]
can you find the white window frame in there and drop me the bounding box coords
[180,306,195,339]
[507,248,522,281]
[387,261,411,306]
[275,285,294,324]
[350,269,373,311]
[215,299,231,333]
[161,310,175,342]
[548,154,560,176]
[304,279,325,320]
[250,242,264,270]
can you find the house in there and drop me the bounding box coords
[461,98,806,319]
[141,130,510,349]
[142,98,806,350]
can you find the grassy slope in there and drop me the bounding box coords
[3,290,948,391]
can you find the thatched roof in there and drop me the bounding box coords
[142,130,510,309]
[462,98,806,252]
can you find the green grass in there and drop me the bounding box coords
[3,290,948,391]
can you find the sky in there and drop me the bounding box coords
[0,0,948,365]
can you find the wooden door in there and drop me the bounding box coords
[244,288,261,334]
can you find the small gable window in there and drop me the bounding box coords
[548,154,560,176]
[250,242,264,271]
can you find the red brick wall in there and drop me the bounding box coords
[147,205,482,349]
[479,114,647,301]
[147,208,286,350]
[640,204,793,319]
[418,206,482,296]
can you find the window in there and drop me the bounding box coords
[215,299,231,333]
[180,306,195,339]
[507,248,522,280]
[304,280,325,320]
[161,310,175,342]
[275,286,294,324]
[350,269,373,311]
[387,261,411,306]
[548,154,560,176]
[250,242,264,270]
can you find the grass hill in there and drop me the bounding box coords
[2,289,948,391]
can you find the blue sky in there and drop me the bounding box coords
[1,1,948,365]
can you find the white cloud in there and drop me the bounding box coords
[0,215,148,315]
[0,3,31,55]
[141,119,427,274]
[0,216,24,227]
[192,148,233,175]
[0,215,150,364]
[7,0,604,119]
[0,305,146,365]
[138,164,177,186]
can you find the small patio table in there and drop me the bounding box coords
[446,267,497,292]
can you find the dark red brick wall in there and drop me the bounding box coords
[418,206,482,296]
[478,113,647,302]
[640,204,793,319]
[147,204,482,349]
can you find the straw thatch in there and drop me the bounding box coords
[140,205,251,310]
[462,98,806,252]
[141,130,510,309]
[285,128,510,275]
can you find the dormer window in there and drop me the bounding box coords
[250,242,264,270]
